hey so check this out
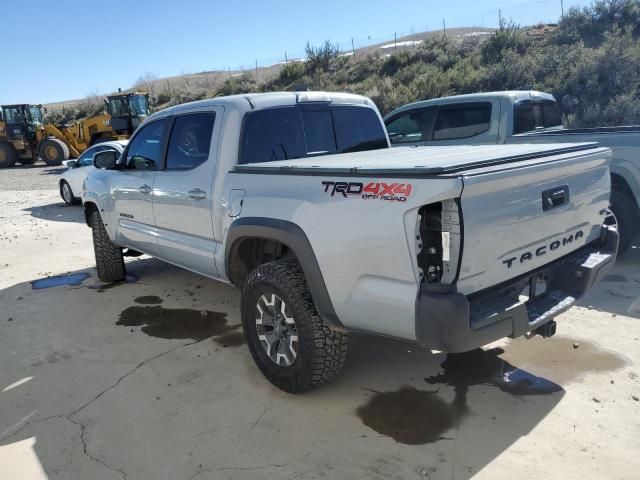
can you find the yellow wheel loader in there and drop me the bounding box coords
[0,93,149,168]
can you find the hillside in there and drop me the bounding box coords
[45,0,640,129]
[44,27,493,115]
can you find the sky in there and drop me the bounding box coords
[0,0,592,105]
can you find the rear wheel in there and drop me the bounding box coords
[39,139,69,166]
[60,180,79,205]
[90,210,125,282]
[610,188,639,253]
[241,259,348,393]
[0,142,18,168]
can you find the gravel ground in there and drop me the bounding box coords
[0,163,64,191]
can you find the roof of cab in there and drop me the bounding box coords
[384,90,557,119]
[148,91,374,121]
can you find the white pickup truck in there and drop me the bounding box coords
[84,91,617,392]
[384,90,640,251]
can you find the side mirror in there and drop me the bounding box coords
[66,160,78,169]
[94,150,118,170]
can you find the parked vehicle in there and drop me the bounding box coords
[83,92,617,393]
[384,90,640,251]
[0,93,148,168]
[59,140,127,205]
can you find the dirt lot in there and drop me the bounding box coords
[0,187,639,480]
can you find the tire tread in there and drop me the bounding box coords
[90,210,125,282]
[241,259,347,393]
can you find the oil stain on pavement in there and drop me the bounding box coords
[357,336,627,445]
[134,295,164,305]
[356,386,467,445]
[31,272,91,289]
[117,305,244,345]
[501,336,628,385]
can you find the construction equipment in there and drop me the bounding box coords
[0,92,150,168]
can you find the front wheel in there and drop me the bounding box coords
[60,180,79,205]
[0,142,18,168]
[241,259,348,393]
[39,138,69,166]
[90,210,125,283]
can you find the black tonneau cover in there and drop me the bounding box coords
[233,143,601,177]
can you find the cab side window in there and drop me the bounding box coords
[125,119,168,170]
[166,113,216,170]
[385,107,436,144]
[432,103,491,140]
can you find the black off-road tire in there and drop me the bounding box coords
[610,187,639,254]
[241,259,348,393]
[39,138,69,166]
[0,142,18,168]
[90,210,125,282]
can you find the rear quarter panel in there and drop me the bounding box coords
[222,172,462,340]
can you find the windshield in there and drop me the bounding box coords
[3,107,26,124]
[108,97,129,117]
[28,106,43,125]
[129,95,149,116]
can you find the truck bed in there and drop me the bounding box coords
[234,143,601,176]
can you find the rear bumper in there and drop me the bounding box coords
[415,225,618,353]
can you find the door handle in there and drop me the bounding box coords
[188,188,207,200]
[139,184,152,195]
[542,185,569,211]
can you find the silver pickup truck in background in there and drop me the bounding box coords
[384,90,640,251]
[84,92,617,392]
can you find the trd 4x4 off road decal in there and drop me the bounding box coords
[321,181,413,202]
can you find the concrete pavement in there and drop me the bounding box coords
[0,190,638,480]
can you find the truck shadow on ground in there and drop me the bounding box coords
[578,242,640,318]
[0,257,631,479]
[23,202,84,223]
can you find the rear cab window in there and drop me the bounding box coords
[514,99,563,134]
[432,102,492,140]
[239,105,387,164]
[385,107,437,145]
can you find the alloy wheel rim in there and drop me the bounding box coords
[255,293,298,367]
[62,183,72,203]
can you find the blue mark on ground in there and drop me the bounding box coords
[31,272,91,289]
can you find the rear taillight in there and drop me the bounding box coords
[416,199,462,285]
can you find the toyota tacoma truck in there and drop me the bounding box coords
[384,90,640,251]
[83,91,618,393]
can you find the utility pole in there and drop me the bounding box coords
[255,59,258,82]
[560,0,564,16]
[442,18,446,38]
[498,9,503,27]
[351,38,355,60]
[284,51,288,64]
[228,66,231,78]
[394,32,397,53]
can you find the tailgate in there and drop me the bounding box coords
[456,146,611,295]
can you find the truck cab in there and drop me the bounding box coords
[106,92,150,135]
[384,90,562,146]
[0,103,45,166]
